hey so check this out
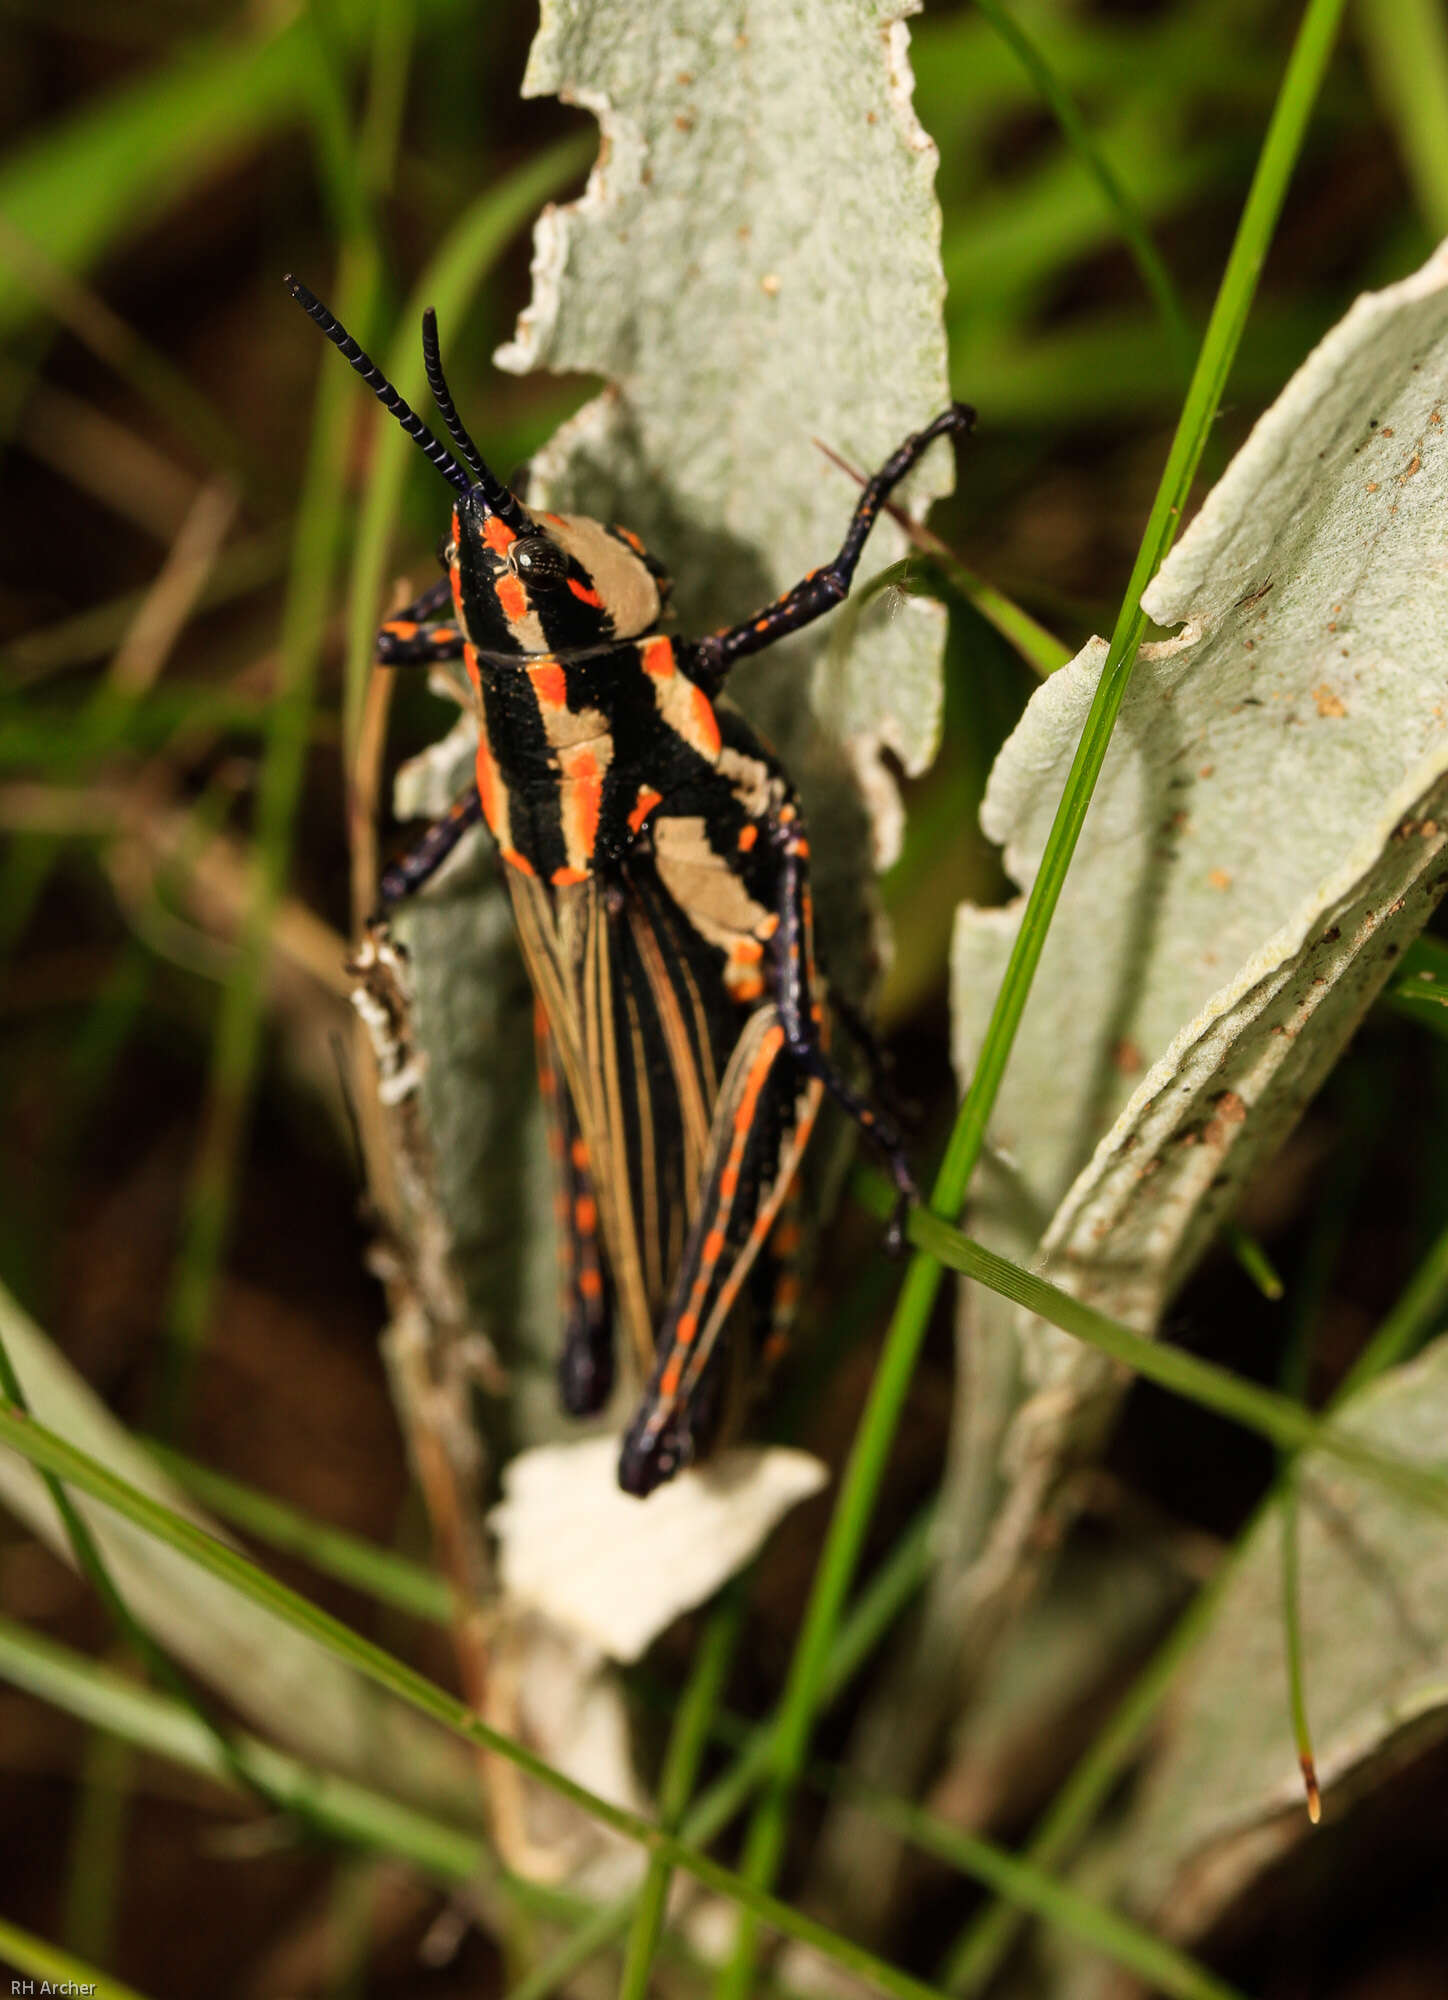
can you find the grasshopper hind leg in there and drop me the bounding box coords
[618,1006,822,1497]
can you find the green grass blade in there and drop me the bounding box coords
[62,1723,131,1962]
[0,1315,282,1815]
[1384,933,1448,1036]
[1221,1220,1285,1300]
[717,16,1347,1976]
[850,1184,1448,1520]
[0,1611,485,1883]
[1358,0,1448,236]
[826,1773,1242,2000]
[144,1441,454,1623]
[971,0,1194,370]
[0,1915,152,2000]
[619,1595,745,2000]
[933,554,1072,677]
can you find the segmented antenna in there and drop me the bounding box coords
[284,276,471,495]
[421,307,534,535]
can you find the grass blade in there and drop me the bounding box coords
[0,1913,153,2000]
[971,0,1194,370]
[844,1182,1448,1521]
[1359,0,1448,236]
[619,1594,745,2000]
[144,1440,454,1624]
[0,1612,486,1885]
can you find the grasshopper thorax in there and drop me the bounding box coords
[451,488,671,661]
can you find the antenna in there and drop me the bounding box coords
[284,276,471,495]
[421,307,534,535]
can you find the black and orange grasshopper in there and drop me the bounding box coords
[289,277,972,1495]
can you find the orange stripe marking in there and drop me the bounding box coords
[642,637,675,678]
[473,713,504,836]
[571,1138,590,1172]
[662,1025,787,1397]
[386,619,419,640]
[496,572,529,626]
[567,577,604,608]
[550,865,589,886]
[450,516,466,622]
[737,823,758,852]
[501,848,535,876]
[689,684,722,757]
[559,743,603,867]
[529,660,567,708]
[482,516,516,555]
[628,786,663,834]
[579,1267,604,1300]
[575,1195,597,1234]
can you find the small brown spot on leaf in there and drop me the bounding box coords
[1399,450,1422,481]
[1199,764,1214,779]
[1313,684,1347,718]
[761,272,781,297]
[1203,1091,1248,1148]
[1366,481,1380,493]
[1207,867,1232,891]
[1112,1039,1143,1076]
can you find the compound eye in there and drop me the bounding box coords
[509,534,569,587]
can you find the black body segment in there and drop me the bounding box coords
[293,279,968,1495]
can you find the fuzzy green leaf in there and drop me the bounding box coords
[945,237,1448,1669]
